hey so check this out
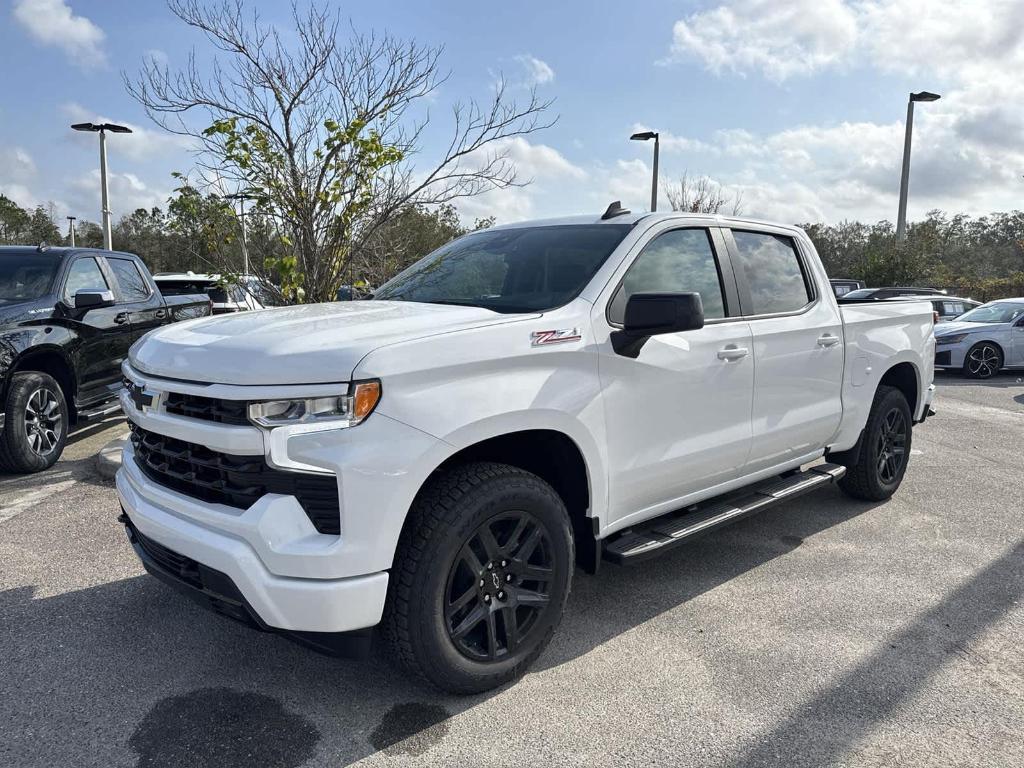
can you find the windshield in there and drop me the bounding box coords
[956,302,1024,324]
[373,224,633,313]
[0,252,61,305]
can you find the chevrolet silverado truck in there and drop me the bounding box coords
[116,208,936,693]
[0,245,210,473]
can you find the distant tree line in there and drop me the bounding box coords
[0,189,492,300]
[803,210,1024,301]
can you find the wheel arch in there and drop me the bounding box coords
[4,346,77,421]
[410,427,601,574]
[878,360,919,416]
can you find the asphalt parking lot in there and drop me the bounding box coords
[2,374,1022,768]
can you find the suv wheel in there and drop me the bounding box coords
[837,384,912,502]
[0,371,69,474]
[383,461,574,694]
[963,342,1002,379]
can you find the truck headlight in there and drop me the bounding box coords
[248,380,381,429]
[935,333,969,345]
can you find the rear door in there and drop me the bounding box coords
[594,224,754,525]
[104,256,167,342]
[724,227,844,474]
[60,255,133,406]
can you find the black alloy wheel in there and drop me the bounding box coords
[444,510,555,662]
[875,406,908,485]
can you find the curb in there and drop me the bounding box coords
[95,434,129,480]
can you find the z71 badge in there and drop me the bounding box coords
[530,328,582,347]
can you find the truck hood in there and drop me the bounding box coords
[934,320,1006,337]
[130,300,525,385]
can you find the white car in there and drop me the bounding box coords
[933,298,1024,378]
[117,208,936,693]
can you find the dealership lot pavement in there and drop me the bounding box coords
[2,375,1022,768]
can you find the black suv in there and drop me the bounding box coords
[0,246,210,473]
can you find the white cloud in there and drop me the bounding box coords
[0,147,42,208]
[667,0,858,81]
[69,169,171,220]
[13,0,107,69]
[514,54,555,86]
[62,102,196,162]
[667,0,1024,83]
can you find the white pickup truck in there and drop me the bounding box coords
[116,207,935,693]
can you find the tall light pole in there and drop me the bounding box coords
[225,192,255,275]
[71,122,133,250]
[896,91,940,242]
[630,130,660,212]
[66,216,77,247]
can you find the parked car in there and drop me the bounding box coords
[153,272,268,314]
[842,286,944,300]
[829,278,865,297]
[0,246,211,473]
[116,209,935,693]
[933,298,1024,378]
[930,295,981,323]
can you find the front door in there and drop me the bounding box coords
[595,226,754,527]
[60,255,134,406]
[723,228,844,473]
[104,256,166,342]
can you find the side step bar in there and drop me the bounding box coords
[603,463,846,564]
[78,401,122,423]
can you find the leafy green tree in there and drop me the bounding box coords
[0,195,30,244]
[128,0,552,303]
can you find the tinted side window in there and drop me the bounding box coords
[63,257,109,300]
[609,228,725,324]
[108,258,150,302]
[731,231,811,315]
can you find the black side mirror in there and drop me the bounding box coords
[74,289,116,310]
[612,292,705,358]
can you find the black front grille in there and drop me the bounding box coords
[129,422,340,534]
[164,391,250,426]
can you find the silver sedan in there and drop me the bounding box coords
[933,298,1024,378]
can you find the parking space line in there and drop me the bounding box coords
[0,479,77,525]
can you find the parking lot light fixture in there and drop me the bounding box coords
[71,122,133,250]
[896,92,941,242]
[630,130,660,212]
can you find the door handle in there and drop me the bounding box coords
[114,312,129,325]
[155,308,168,319]
[717,345,749,361]
[817,333,841,348]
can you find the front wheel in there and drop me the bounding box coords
[382,462,574,694]
[963,342,1002,379]
[0,371,69,474]
[837,385,912,502]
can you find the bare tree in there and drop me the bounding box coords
[127,1,554,302]
[663,172,743,216]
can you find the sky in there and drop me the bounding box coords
[1,0,1022,230]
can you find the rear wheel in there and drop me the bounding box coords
[963,342,1002,379]
[0,371,69,474]
[837,385,912,502]
[382,462,573,694]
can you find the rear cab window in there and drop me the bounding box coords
[729,230,813,315]
[107,258,151,303]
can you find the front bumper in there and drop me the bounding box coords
[121,512,372,655]
[934,341,968,368]
[117,451,390,634]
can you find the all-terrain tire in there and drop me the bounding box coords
[837,385,912,502]
[382,461,574,694]
[0,371,69,474]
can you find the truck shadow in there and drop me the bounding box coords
[2,487,1020,766]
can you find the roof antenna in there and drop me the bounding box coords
[37,242,50,252]
[601,201,631,220]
